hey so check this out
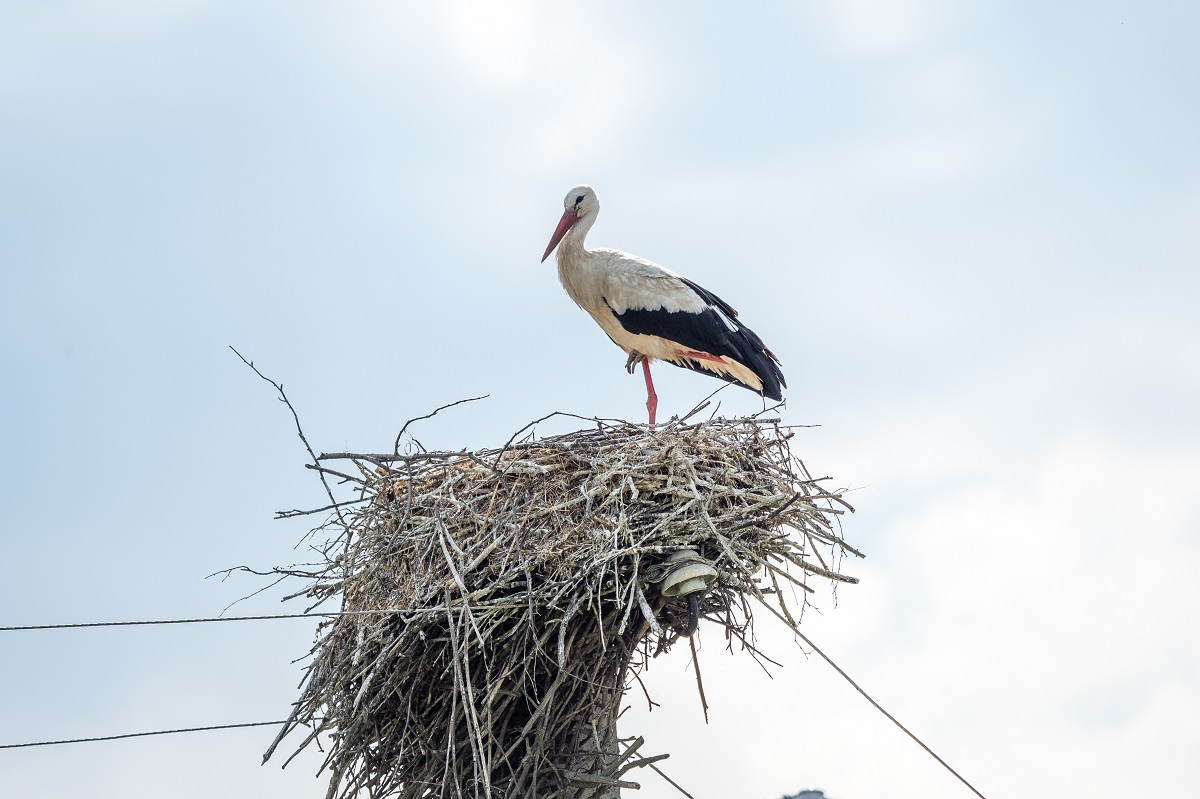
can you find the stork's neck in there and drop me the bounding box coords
[553,209,603,309]
[558,210,597,260]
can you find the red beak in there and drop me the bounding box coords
[542,209,578,262]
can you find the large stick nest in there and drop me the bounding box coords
[266,413,860,799]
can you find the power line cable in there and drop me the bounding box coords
[0,610,396,633]
[0,617,990,797]
[0,720,288,750]
[2,616,987,795]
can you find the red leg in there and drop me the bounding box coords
[641,359,658,426]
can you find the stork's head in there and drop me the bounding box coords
[542,184,598,262]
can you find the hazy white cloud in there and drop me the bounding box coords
[856,62,1045,186]
[900,56,978,105]
[870,434,1200,795]
[620,298,1200,796]
[624,409,1200,799]
[0,2,199,77]
[316,2,657,170]
[818,0,964,57]
[524,53,649,169]
[857,130,989,184]
[439,0,542,91]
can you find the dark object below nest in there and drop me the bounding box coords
[264,413,859,799]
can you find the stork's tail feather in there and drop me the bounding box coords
[673,346,785,401]
[730,324,786,401]
[676,278,785,400]
[756,359,786,402]
[744,347,785,401]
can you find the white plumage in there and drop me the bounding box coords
[542,185,785,424]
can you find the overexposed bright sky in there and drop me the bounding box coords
[2,3,1198,798]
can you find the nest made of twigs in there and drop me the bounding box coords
[265,413,859,799]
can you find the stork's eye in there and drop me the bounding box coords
[575,195,585,204]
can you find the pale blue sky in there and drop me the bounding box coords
[2,3,1198,798]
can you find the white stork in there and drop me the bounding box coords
[542,185,785,425]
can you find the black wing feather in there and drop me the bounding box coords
[606,283,786,401]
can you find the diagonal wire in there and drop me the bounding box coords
[0,721,289,750]
[792,627,990,799]
[0,610,398,633]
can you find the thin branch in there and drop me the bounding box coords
[229,346,350,541]
[683,633,709,725]
[392,395,489,456]
[275,497,369,520]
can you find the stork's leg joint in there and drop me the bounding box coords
[625,350,646,374]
